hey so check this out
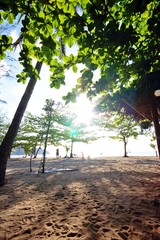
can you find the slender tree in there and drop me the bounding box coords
[0,61,42,185]
[98,111,140,157]
[12,112,43,157]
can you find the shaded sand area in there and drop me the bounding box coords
[0,156,160,240]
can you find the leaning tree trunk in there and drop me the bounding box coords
[0,61,42,186]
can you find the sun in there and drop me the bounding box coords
[72,94,94,125]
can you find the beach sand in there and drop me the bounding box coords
[0,156,160,240]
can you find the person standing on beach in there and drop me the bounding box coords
[56,148,59,157]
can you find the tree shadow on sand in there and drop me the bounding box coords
[0,156,160,239]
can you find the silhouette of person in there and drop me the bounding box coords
[56,148,59,157]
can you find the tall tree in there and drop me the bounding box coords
[103,112,140,157]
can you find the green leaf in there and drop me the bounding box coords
[67,35,76,48]
[7,12,14,24]
[62,55,69,63]
[63,3,69,13]
[50,58,59,67]
[58,14,68,24]
[69,26,76,35]
[27,35,36,44]
[50,75,65,89]
[39,11,45,19]
[69,3,75,15]
[57,1,64,9]
[0,52,6,60]
[88,62,98,71]
[80,0,89,6]
[72,64,78,73]
[82,69,93,80]
[52,19,59,28]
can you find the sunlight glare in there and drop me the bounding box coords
[72,94,94,124]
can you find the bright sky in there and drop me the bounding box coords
[0,60,80,119]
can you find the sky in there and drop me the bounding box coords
[0,63,79,118]
[0,27,156,157]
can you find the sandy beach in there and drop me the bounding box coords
[0,156,160,240]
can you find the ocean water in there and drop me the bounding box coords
[11,135,156,158]
[11,151,156,159]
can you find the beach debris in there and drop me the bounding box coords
[55,191,65,198]
[152,198,160,206]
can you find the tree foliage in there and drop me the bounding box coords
[98,111,140,157]
[13,112,44,157]
[0,0,89,86]
[0,114,9,144]
[63,0,159,102]
[13,100,98,157]
[1,1,158,93]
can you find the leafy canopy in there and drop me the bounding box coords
[0,0,159,106]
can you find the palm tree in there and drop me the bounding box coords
[0,61,42,186]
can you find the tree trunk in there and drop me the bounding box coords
[151,97,160,158]
[42,110,52,173]
[34,146,41,158]
[123,137,128,157]
[0,61,42,186]
[70,140,73,158]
